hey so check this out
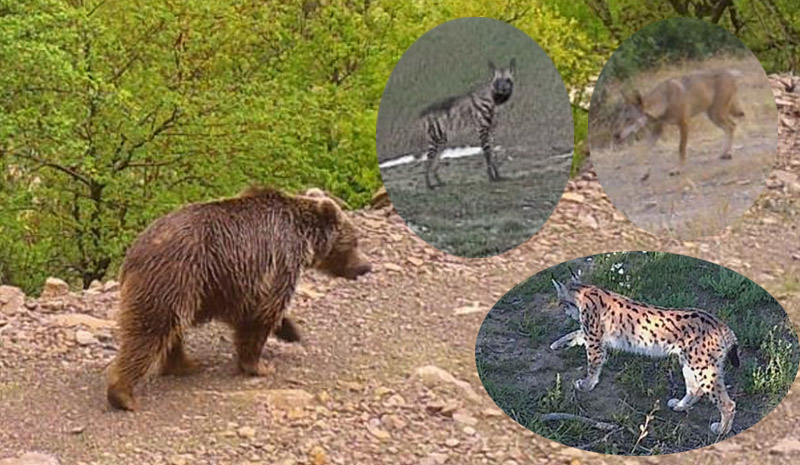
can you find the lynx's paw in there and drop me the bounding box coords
[574,378,597,392]
[667,398,688,411]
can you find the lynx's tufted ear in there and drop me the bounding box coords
[552,278,566,296]
[567,266,581,282]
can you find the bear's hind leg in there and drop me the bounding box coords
[107,324,173,411]
[161,334,199,376]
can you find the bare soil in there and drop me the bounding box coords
[381,146,571,258]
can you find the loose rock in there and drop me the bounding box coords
[0,285,25,316]
[41,278,69,299]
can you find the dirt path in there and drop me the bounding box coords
[1,75,799,465]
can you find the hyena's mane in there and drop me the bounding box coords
[418,94,463,118]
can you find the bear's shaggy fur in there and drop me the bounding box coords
[106,187,371,411]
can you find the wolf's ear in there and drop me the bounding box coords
[509,58,516,74]
[632,89,643,106]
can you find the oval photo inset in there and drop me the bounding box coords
[588,18,778,240]
[376,17,573,258]
[476,252,799,455]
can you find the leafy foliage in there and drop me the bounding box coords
[1,0,798,292]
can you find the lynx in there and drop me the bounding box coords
[417,59,515,189]
[613,69,745,178]
[550,269,739,436]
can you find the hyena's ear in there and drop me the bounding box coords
[488,60,497,74]
[509,58,516,74]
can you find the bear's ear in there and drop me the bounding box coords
[303,187,326,198]
[301,187,349,209]
[316,197,340,224]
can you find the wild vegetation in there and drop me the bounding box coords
[1,0,798,292]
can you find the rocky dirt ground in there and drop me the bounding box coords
[0,74,798,465]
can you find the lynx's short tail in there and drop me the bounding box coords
[723,325,740,368]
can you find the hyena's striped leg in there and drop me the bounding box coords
[668,361,703,411]
[549,329,585,350]
[575,334,605,392]
[478,125,499,181]
[424,118,447,189]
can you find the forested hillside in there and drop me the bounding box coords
[1,0,797,293]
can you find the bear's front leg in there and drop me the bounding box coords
[234,320,274,376]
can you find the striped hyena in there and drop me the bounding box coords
[417,59,516,189]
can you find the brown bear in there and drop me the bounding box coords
[106,186,372,411]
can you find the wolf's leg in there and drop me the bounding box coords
[669,120,689,176]
[708,108,736,160]
[639,123,663,181]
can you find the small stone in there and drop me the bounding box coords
[75,330,96,346]
[561,192,585,203]
[366,419,391,440]
[771,437,800,454]
[463,426,476,436]
[482,408,504,417]
[580,214,599,230]
[52,314,115,330]
[413,365,481,403]
[41,277,70,298]
[308,446,328,465]
[0,453,60,465]
[263,389,314,410]
[88,280,103,291]
[384,394,406,407]
[422,452,448,465]
[102,280,120,293]
[452,410,478,426]
[68,425,85,435]
[0,285,25,316]
[237,426,256,439]
[444,438,460,448]
[168,456,188,465]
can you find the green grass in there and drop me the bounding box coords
[476,251,800,455]
[384,152,567,257]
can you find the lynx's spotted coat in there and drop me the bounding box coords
[551,269,739,436]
